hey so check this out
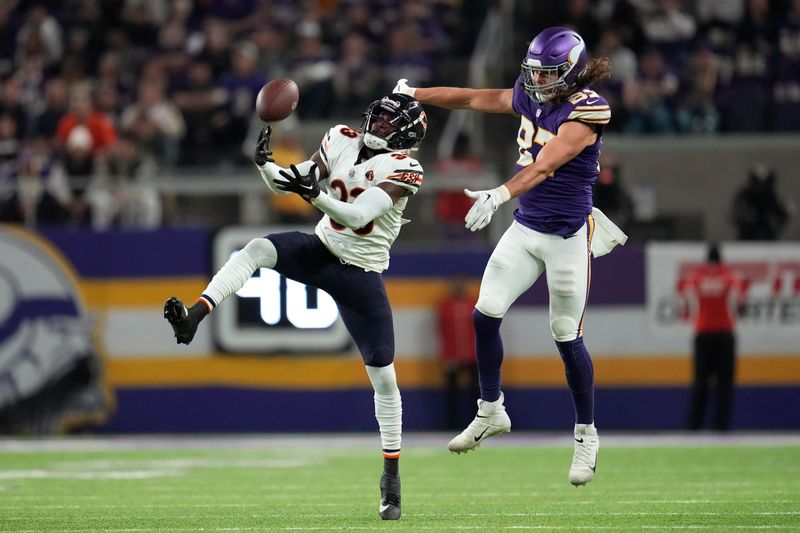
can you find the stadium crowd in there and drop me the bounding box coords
[0,0,796,229]
[532,0,800,133]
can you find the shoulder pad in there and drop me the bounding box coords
[565,90,611,125]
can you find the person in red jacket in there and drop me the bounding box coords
[678,244,746,431]
[436,276,479,429]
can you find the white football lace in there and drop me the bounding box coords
[573,441,594,466]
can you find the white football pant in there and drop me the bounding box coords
[475,218,594,342]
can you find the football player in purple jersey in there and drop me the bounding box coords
[395,27,625,486]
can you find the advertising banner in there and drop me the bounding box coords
[646,243,800,354]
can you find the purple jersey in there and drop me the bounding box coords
[511,77,611,236]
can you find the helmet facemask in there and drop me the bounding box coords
[521,60,573,102]
[363,106,399,150]
[361,95,426,151]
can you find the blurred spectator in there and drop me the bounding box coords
[0,113,20,183]
[640,0,696,66]
[565,0,601,51]
[333,34,382,115]
[593,151,633,228]
[330,3,386,47]
[15,53,44,122]
[154,20,191,77]
[69,0,108,73]
[56,86,117,156]
[95,82,122,126]
[732,163,791,240]
[269,127,316,224]
[0,1,20,77]
[120,78,185,167]
[15,4,62,68]
[251,25,290,78]
[172,60,226,165]
[95,52,134,107]
[720,0,774,130]
[436,275,478,430]
[772,0,800,130]
[31,76,70,142]
[61,124,95,224]
[216,41,265,154]
[382,24,434,94]
[0,75,27,140]
[400,0,449,57]
[196,18,233,78]
[0,142,70,226]
[675,44,721,133]
[623,48,678,132]
[434,133,484,240]
[594,27,638,129]
[56,88,116,226]
[678,244,745,431]
[288,21,335,118]
[91,136,162,229]
[596,27,638,83]
[121,1,160,50]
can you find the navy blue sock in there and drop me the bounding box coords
[472,309,504,402]
[555,337,595,424]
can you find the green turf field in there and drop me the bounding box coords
[1,438,798,531]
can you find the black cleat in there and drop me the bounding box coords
[379,473,401,520]
[164,297,200,345]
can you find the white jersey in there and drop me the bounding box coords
[314,124,424,272]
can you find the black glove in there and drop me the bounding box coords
[254,126,273,166]
[274,163,320,199]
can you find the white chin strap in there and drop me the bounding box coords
[364,132,389,150]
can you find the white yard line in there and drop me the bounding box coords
[1,432,800,453]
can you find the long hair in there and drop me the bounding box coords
[549,57,613,105]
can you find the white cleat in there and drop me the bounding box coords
[569,423,599,486]
[447,393,511,453]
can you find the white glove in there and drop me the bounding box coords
[464,186,511,232]
[393,78,416,97]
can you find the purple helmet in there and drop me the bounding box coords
[521,27,587,102]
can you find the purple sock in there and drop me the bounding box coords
[555,337,595,424]
[472,309,504,402]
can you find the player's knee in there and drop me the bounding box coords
[243,238,277,269]
[363,346,394,368]
[475,295,507,318]
[550,316,578,341]
[366,363,398,395]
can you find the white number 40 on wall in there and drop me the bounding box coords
[213,227,350,353]
[236,268,338,329]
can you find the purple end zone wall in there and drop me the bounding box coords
[100,387,800,433]
[32,227,800,432]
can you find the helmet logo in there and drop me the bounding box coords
[568,41,585,66]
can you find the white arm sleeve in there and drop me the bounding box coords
[311,186,393,230]
[256,160,319,196]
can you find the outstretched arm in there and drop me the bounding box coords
[253,127,330,194]
[273,164,407,231]
[394,79,514,115]
[464,121,597,231]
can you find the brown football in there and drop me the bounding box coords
[255,78,299,122]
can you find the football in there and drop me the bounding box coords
[256,78,299,122]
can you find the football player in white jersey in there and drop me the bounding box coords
[163,93,427,520]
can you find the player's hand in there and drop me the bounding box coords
[464,187,507,232]
[254,126,273,166]
[393,78,416,97]
[274,163,320,199]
